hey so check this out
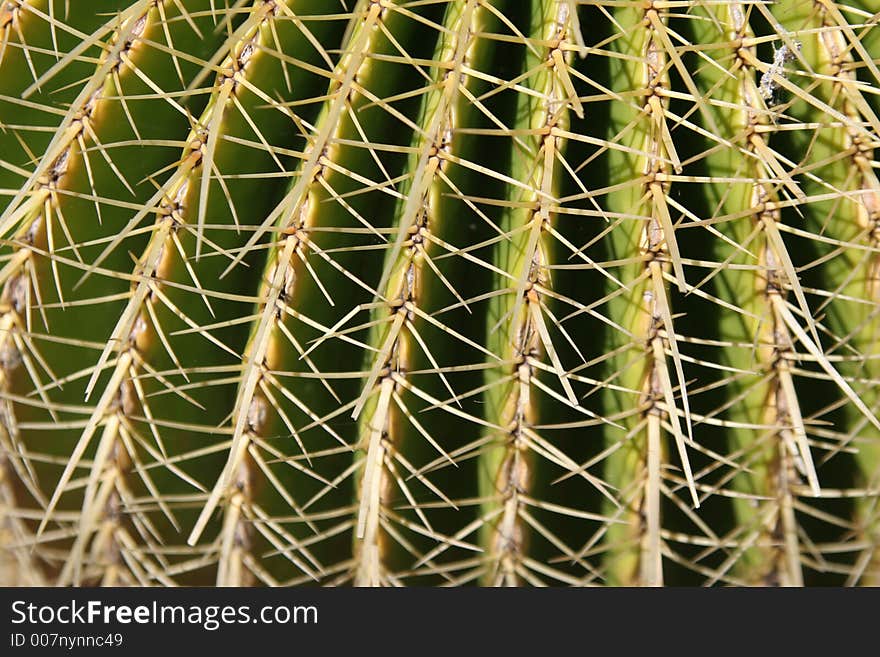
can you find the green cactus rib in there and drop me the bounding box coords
[688,0,880,585]
[692,0,819,587]
[183,0,387,549]
[797,0,880,585]
[0,2,63,585]
[597,0,703,587]
[0,0,226,584]
[187,0,454,585]
[349,0,496,587]
[0,0,113,195]
[0,0,118,585]
[82,0,345,586]
[2,0,880,586]
[476,0,595,586]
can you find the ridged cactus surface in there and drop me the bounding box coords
[1,0,879,586]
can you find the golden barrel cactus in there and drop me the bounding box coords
[0,0,879,586]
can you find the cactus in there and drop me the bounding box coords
[0,0,878,586]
